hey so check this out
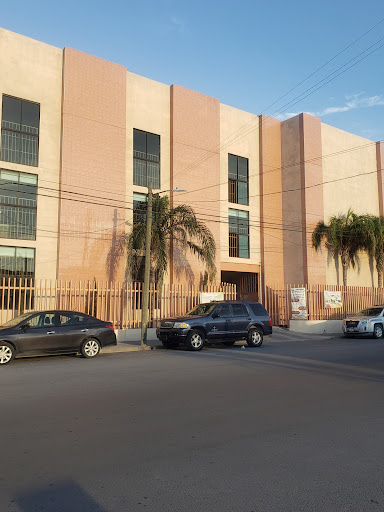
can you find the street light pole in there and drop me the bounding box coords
[140,181,153,346]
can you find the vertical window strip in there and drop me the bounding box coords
[1,96,39,167]
[133,129,160,188]
[228,154,249,206]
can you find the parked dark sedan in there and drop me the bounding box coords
[0,310,117,365]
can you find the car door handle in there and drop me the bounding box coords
[47,331,55,334]
[81,329,89,332]
[226,319,231,322]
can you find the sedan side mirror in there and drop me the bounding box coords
[20,322,30,331]
[212,312,219,319]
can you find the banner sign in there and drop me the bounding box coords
[324,290,342,309]
[291,288,307,319]
[199,292,224,303]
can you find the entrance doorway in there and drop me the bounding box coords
[221,271,259,301]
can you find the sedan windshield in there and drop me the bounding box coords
[358,308,384,317]
[186,303,217,316]
[1,312,32,328]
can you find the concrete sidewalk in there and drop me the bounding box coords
[101,327,340,355]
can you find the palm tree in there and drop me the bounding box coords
[108,195,216,288]
[312,209,369,286]
[364,215,384,288]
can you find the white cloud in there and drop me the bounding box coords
[275,93,384,121]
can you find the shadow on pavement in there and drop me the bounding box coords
[14,480,108,512]
[163,341,384,384]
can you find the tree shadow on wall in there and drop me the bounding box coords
[173,245,195,286]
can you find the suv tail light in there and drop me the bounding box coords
[269,317,272,326]
[106,323,115,332]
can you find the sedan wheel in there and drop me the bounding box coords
[186,330,204,351]
[247,328,263,347]
[0,342,15,365]
[81,339,101,358]
[373,324,383,339]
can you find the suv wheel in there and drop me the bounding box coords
[373,324,383,339]
[186,330,204,351]
[247,328,263,347]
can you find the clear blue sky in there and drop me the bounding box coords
[2,0,384,141]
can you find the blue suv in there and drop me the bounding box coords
[156,300,272,351]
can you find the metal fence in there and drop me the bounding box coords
[264,284,384,326]
[0,279,237,328]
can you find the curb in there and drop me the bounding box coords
[102,344,159,354]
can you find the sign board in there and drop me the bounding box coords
[324,290,342,309]
[199,292,224,303]
[291,287,307,319]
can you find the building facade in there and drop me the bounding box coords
[0,28,383,298]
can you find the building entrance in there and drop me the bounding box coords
[221,271,259,301]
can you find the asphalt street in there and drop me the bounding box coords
[1,333,384,512]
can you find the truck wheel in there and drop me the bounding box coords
[373,324,383,339]
[247,328,263,347]
[186,330,204,351]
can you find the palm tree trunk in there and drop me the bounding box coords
[378,269,383,288]
[341,253,349,287]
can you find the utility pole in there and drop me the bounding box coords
[140,181,153,346]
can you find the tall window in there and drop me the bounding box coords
[133,129,160,189]
[0,246,35,278]
[1,96,40,167]
[228,154,248,205]
[229,209,249,258]
[0,170,37,240]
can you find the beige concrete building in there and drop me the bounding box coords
[0,27,383,298]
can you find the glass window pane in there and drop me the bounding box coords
[238,182,248,205]
[133,158,147,187]
[238,235,249,258]
[0,246,16,277]
[2,96,21,129]
[147,161,160,189]
[228,154,237,180]
[1,130,20,163]
[147,133,160,161]
[133,192,147,203]
[238,157,248,180]
[232,304,248,316]
[20,134,38,166]
[19,180,37,208]
[19,172,37,185]
[21,101,39,135]
[133,129,146,157]
[0,170,18,205]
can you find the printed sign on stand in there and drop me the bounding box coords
[324,290,342,308]
[199,292,224,303]
[291,287,307,319]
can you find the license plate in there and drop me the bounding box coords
[346,328,354,332]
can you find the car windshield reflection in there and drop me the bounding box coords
[1,313,32,328]
[358,308,383,317]
[186,303,217,316]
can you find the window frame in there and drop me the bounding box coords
[0,169,38,240]
[228,154,249,206]
[133,128,160,189]
[1,95,40,167]
[228,208,250,259]
[0,245,36,279]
